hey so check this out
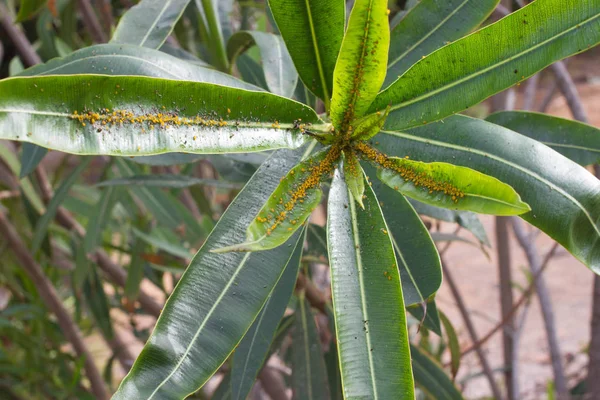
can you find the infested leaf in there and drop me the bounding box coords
[214,146,341,252]
[355,142,530,215]
[343,150,365,208]
[350,105,390,140]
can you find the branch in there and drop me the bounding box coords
[441,256,504,400]
[0,211,109,400]
[296,273,328,314]
[0,3,42,66]
[511,218,569,399]
[550,61,588,123]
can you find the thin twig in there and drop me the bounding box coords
[441,256,504,400]
[550,61,588,123]
[511,218,569,399]
[296,273,328,315]
[0,212,110,400]
[0,3,42,66]
[77,0,108,43]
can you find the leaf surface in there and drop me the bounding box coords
[268,0,345,105]
[371,0,600,130]
[487,111,600,166]
[0,75,322,156]
[377,115,600,273]
[330,0,390,129]
[411,344,464,400]
[385,0,499,86]
[111,0,190,49]
[113,148,306,399]
[327,168,414,399]
[227,31,298,98]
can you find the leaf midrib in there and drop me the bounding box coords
[381,129,600,238]
[139,1,173,47]
[381,11,600,115]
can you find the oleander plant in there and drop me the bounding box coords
[1,0,600,398]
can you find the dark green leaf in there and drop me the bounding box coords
[377,115,600,273]
[268,0,345,105]
[113,148,307,399]
[83,187,118,253]
[227,31,298,98]
[111,0,191,49]
[83,267,114,340]
[236,54,270,91]
[487,111,600,166]
[371,0,600,130]
[231,227,304,400]
[327,167,414,398]
[19,143,47,179]
[96,174,240,189]
[292,294,330,400]
[125,236,147,300]
[16,0,47,22]
[411,344,464,400]
[31,158,92,254]
[407,298,442,336]
[385,0,499,86]
[439,311,461,380]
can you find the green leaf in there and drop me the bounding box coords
[16,0,47,22]
[330,0,390,129]
[409,199,490,246]
[19,143,47,179]
[407,299,442,336]
[0,142,44,213]
[215,147,337,252]
[367,167,442,306]
[327,168,414,398]
[231,227,304,400]
[268,0,345,105]
[385,0,499,86]
[377,115,600,273]
[439,311,461,381]
[83,267,114,340]
[113,148,306,399]
[306,223,328,261]
[0,75,322,156]
[363,146,530,215]
[411,344,464,400]
[125,236,147,300]
[343,150,365,208]
[371,0,600,130]
[132,228,192,260]
[83,187,118,253]
[227,31,298,98]
[487,111,600,166]
[212,373,232,400]
[351,106,389,140]
[21,43,256,90]
[292,293,330,400]
[111,0,190,49]
[236,54,270,91]
[31,158,92,254]
[96,174,240,189]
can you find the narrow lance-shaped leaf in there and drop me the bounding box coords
[20,143,47,179]
[407,298,442,336]
[376,115,600,273]
[113,148,307,399]
[268,0,345,106]
[328,167,414,398]
[292,293,331,400]
[330,0,390,130]
[371,0,600,130]
[343,150,365,208]
[366,164,442,307]
[231,227,305,400]
[111,0,191,49]
[355,142,530,216]
[0,75,324,156]
[20,43,256,90]
[351,105,389,140]
[96,174,241,189]
[227,31,298,98]
[215,146,340,252]
[487,111,600,166]
[439,311,461,381]
[411,344,464,400]
[385,0,499,86]
[16,0,47,22]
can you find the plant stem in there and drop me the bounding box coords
[0,3,42,66]
[199,0,229,72]
[511,218,569,400]
[0,211,110,400]
[441,256,504,400]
